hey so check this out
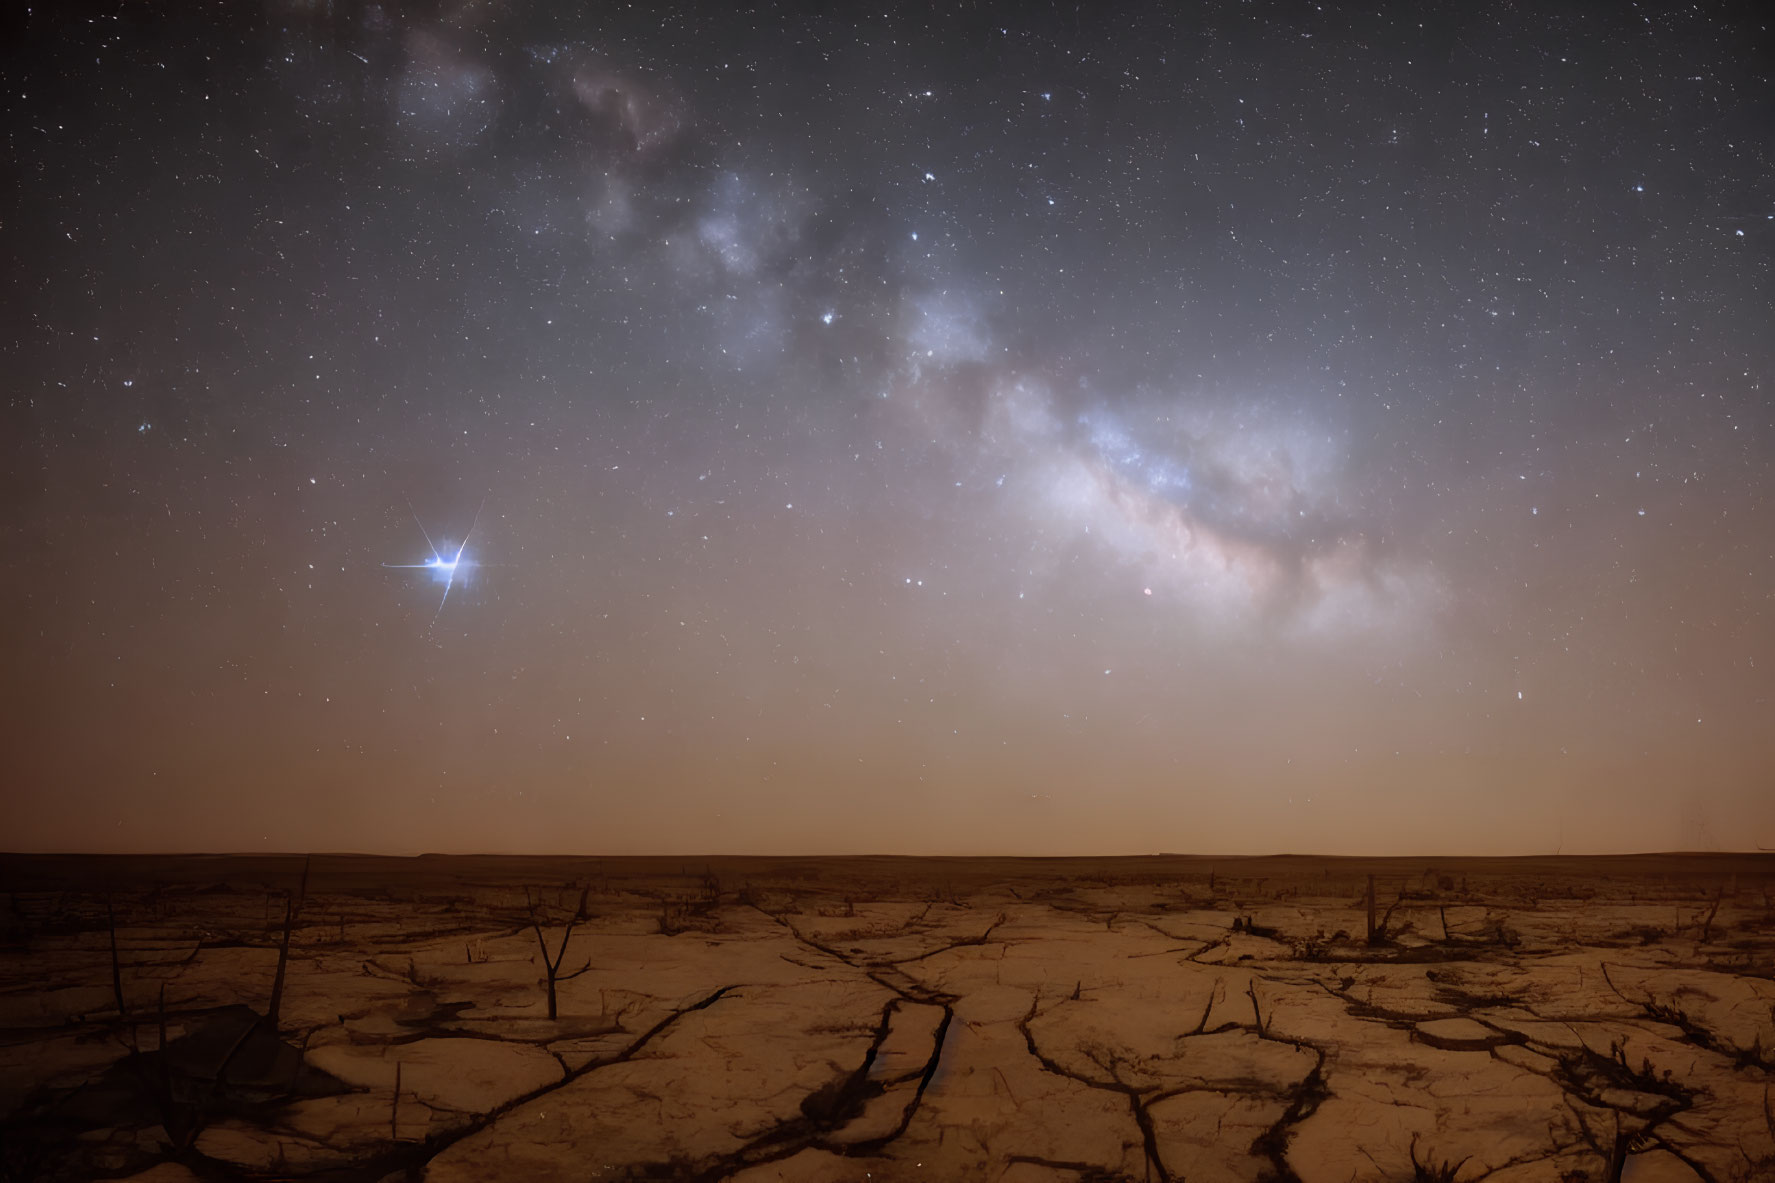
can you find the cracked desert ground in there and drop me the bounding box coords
[2,854,1773,1182]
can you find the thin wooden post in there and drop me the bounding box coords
[1366,874,1378,944]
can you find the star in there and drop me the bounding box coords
[383,498,486,629]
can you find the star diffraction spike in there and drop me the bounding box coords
[383,497,487,629]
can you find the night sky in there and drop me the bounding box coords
[4,1,1772,855]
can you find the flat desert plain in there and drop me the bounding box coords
[1,854,1772,1182]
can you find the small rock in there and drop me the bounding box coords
[1414,1017,1509,1052]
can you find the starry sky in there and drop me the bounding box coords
[3,1,1772,856]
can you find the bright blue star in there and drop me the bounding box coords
[384,498,485,628]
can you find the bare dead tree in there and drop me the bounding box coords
[1246,981,1268,1037]
[1366,874,1379,944]
[1364,874,1406,945]
[266,855,311,1030]
[527,885,591,1020]
[1699,885,1723,943]
[106,897,127,1019]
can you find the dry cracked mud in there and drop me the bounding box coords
[1,853,1772,1182]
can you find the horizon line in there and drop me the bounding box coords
[3,848,1770,860]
